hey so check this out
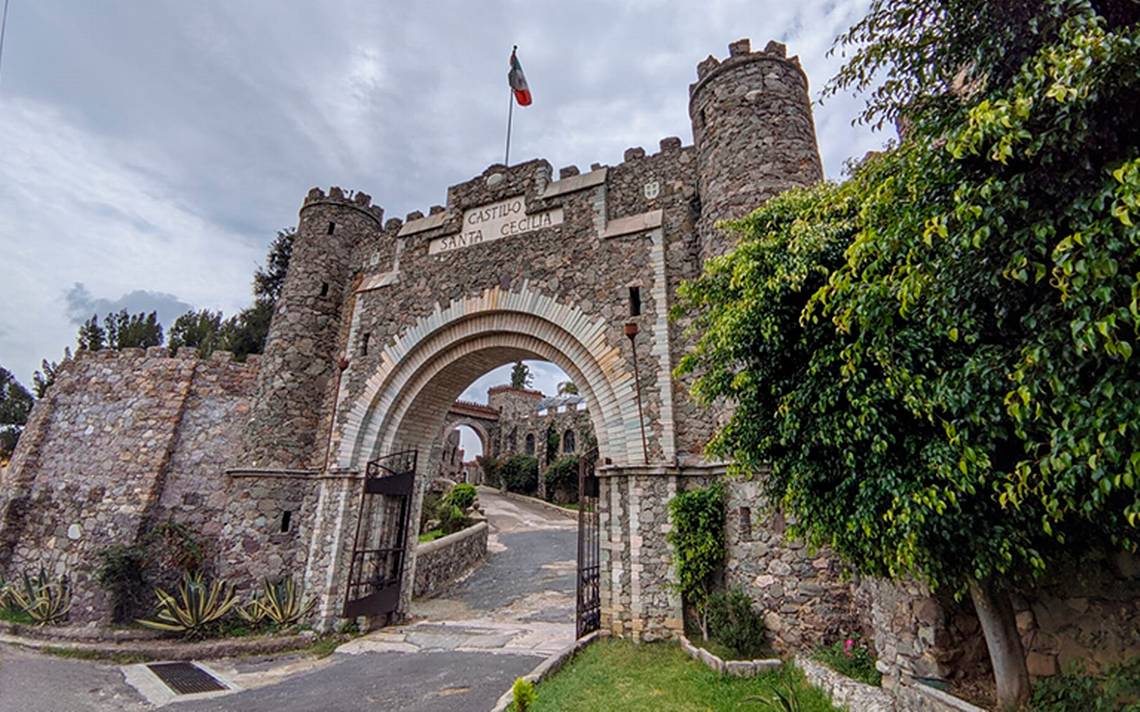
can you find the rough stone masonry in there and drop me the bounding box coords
[2,37,1134,689]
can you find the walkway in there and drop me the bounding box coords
[0,487,578,712]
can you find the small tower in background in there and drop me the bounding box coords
[239,188,384,471]
[690,38,823,262]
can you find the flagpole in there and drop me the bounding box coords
[505,84,514,166]
[0,0,11,88]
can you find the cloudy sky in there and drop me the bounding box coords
[0,0,888,416]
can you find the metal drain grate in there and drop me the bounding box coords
[146,662,227,695]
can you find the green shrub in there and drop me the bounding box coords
[419,488,444,533]
[7,569,71,626]
[137,571,238,639]
[667,483,725,640]
[445,483,478,511]
[501,455,539,495]
[238,577,315,627]
[543,455,579,504]
[95,544,148,622]
[1029,658,1140,712]
[812,635,881,687]
[477,455,502,488]
[512,677,536,712]
[706,589,767,659]
[440,504,471,535]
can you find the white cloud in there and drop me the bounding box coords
[0,0,891,391]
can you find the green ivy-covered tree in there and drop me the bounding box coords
[676,1,1139,707]
[0,367,34,463]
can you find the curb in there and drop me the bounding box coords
[0,628,319,662]
[488,631,605,712]
[678,634,783,676]
[480,486,578,519]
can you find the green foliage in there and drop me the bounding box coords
[440,503,472,535]
[1029,658,1140,711]
[812,636,882,687]
[545,423,560,463]
[253,228,295,303]
[501,454,539,495]
[544,455,580,504]
[445,483,478,511]
[137,571,238,638]
[95,544,148,623]
[32,350,67,398]
[667,484,725,639]
[76,315,106,351]
[676,3,1140,595]
[168,309,224,357]
[237,577,315,627]
[0,366,33,462]
[510,361,533,389]
[7,568,71,625]
[557,381,579,395]
[478,454,502,488]
[706,589,768,659]
[512,677,537,712]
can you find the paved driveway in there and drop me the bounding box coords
[0,488,578,712]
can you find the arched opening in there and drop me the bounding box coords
[324,290,629,636]
[563,429,576,453]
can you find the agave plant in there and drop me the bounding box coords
[746,682,801,712]
[137,571,237,638]
[238,577,315,627]
[7,569,71,625]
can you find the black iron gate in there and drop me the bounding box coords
[343,450,416,620]
[576,448,601,637]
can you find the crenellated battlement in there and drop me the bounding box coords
[69,345,261,369]
[302,186,385,224]
[689,38,803,99]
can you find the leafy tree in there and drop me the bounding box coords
[0,367,34,462]
[76,315,106,351]
[217,299,274,360]
[253,228,295,303]
[33,350,68,398]
[557,381,579,395]
[168,309,223,357]
[102,309,163,349]
[510,361,532,389]
[677,1,1140,706]
[545,423,559,463]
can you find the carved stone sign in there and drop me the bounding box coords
[429,196,563,255]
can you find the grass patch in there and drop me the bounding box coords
[39,646,152,665]
[418,528,445,543]
[299,636,344,659]
[687,634,753,663]
[512,639,839,712]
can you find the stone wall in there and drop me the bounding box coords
[0,347,259,624]
[411,521,488,599]
[723,479,862,651]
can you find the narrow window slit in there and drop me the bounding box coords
[327,221,336,235]
[280,510,293,533]
[319,282,329,297]
[629,287,642,317]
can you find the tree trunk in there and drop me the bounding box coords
[969,579,1030,710]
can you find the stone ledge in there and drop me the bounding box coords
[489,630,607,712]
[679,634,783,676]
[0,626,318,661]
[601,209,663,239]
[416,520,488,556]
[538,168,607,200]
[797,655,894,711]
[480,486,577,519]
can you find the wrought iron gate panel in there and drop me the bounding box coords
[576,448,601,637]
[343,450,416,619]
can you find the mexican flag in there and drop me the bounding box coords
[509,47,532,106]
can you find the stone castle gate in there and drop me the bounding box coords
[1,37,825,638]
[225,36,823,634]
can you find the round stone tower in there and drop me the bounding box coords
[239,187,384,471]
[689,38,823,261]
